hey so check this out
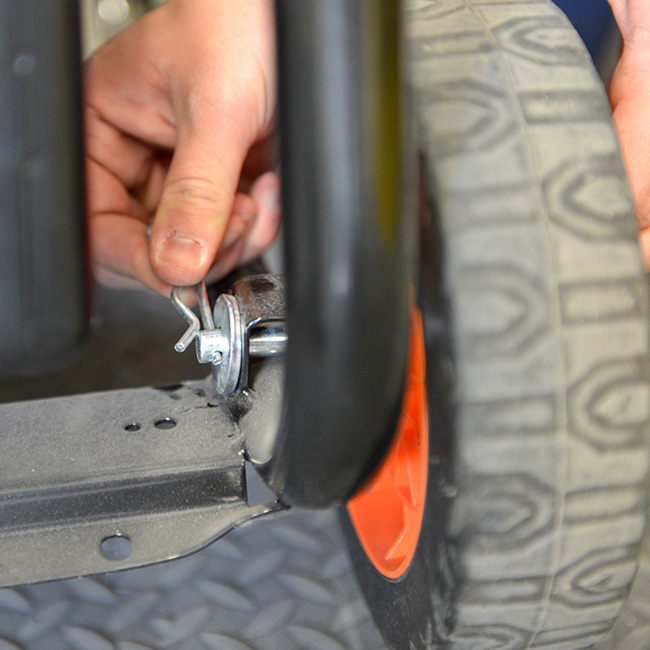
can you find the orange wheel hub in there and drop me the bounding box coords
[347,306,428,580]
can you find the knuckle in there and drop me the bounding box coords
[162,177,222,211]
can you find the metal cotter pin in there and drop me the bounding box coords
[170,277,287,395]
[170,286,201,353]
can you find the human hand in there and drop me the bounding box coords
[608,0,650,268]
[84,0,280,294]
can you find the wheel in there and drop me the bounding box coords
[341,1,650,649]
[596,517,650,650]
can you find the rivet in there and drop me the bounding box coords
[101,534,132,561]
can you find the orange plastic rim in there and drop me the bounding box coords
[347,306,428,580]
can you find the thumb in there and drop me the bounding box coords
[148,122,248,286]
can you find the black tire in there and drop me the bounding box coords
[342,1,650,649]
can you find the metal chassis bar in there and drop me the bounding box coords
[0,378,284,587]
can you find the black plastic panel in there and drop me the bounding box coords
[0,1,88,376]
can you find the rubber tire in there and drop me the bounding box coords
[595,282,650,650]
[342,1,650,649]
[596,518,650,650]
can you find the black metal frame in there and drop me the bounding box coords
[270,0,411,507]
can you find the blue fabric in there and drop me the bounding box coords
[553,0,614,57]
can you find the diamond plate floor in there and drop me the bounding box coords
[0,509,386,650]
[0,286,387,650]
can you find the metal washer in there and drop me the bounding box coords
[212,294,243,395]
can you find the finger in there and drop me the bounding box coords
[238,171,281,263]
[240,133,276,187]
[86,157,132,220]
[91,213,172,295]
[205,238,249,284]
[607,0,628,36]
[202,193,259,283]
[607,0,650,42]
[609,52,650,230]
[85,104,164,193]
[148,114,250,286]
[219,193,257,250]
[203,172,281,283]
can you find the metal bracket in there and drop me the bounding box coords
[0,378,285,588]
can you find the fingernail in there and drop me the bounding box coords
[222,212,254,249]
[157,235,204,269]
